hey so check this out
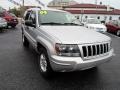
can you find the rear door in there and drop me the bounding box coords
[23,10,34,44]
[26,11,37,47]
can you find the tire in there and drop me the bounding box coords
[38,47,53,77]
[116,30,120,37]
[12,26,16,28]
[22,35,29,47]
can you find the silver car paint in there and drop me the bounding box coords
[22,8,114,72]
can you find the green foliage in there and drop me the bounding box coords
[9,7,21,17]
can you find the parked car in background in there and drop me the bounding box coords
[106,20,120,36]
[82,18,107,33]
[0,17,7,30]
[0,12,18,28]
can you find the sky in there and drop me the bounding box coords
[0,0,120,10]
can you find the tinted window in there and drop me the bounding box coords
[109,16,112,20]
[38,10,81,25]
[25,11,31,20]
[29,11,36,24]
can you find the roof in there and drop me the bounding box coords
[65,9,120,15]
[64,4,114,9]
[27,7,67,13]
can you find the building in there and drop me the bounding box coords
[0,6,6,12]
[48,0,78,9]
[63,4,120,22]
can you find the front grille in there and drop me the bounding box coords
[82,43,109,58]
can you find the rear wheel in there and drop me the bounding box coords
[38,47,53,77]
[116,30,120,36]
[22,35,29,47]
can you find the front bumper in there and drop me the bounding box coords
[7,21,18,26]
[50,49,114,72]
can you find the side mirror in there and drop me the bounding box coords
[25,20,36,28]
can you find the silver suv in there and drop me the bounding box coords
[22,7,114,77]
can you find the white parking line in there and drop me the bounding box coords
[106,32,120,39]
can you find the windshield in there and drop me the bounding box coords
[87,19,101,24]
[38,10,81,25]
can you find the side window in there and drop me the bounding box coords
[24,11,31,20]
[29,11,36,24]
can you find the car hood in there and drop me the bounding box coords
[40,26,110,44]
[86,24,106,28]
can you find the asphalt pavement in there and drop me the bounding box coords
[0,24,120,90]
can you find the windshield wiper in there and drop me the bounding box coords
[63,23,81,26]
[41,22,64,25]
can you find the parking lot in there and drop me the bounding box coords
[0,23,120,90]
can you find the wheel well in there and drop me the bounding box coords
[37,42,47,52]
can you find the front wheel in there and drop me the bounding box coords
[116,30,120,37]
[38,48,53,77]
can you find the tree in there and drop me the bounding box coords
[9,7,21,17]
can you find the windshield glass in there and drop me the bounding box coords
[87,19,101,24]
[38,10,81,25]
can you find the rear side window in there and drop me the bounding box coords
[28,11,36,24]
[24,11,31,20]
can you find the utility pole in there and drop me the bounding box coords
[22,0,24,6]
[21,0,24,17]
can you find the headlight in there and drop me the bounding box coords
[55,43,81,57]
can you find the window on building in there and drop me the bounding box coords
[75,16,79,19]
[97,16,100,19]
[76,16,79,19]
[119,17,120,20]
[109,16,112,20]
[104,16,107,20]
[85,16,88,19]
